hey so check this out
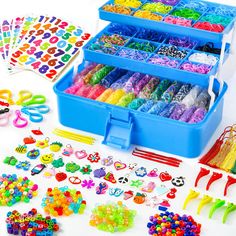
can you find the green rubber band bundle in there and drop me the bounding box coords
[141,2,173,14]
[171,8,201,20]
[90,66,114,85]
[127,41,157,53]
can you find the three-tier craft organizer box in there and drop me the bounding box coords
[54,0,236,158]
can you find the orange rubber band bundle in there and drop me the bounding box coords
[103,4,133,15]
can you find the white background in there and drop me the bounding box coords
[0,0,236,235]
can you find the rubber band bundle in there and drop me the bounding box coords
[199,125,236,174]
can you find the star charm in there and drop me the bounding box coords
[130,179,144,188]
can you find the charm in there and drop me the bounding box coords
[52,157,65,168]
[81,179,95,189]
[124,190,134,200]
[167,188,177,199]
[93,168,106,178]
[87,152,100,163]
[16,161,31,171]
[15,145,27,154]
[130,179,144,188]
[3,156,18,166]
[109,188,124,197]
[80,165,92,175]
[43,168,56,179]
[118,174,130,184]
[104,172,117,184]
[160,200,171,207]
[55,172,67,182]
[141,181,156,193]
[147,168,158,177]
[133,192,146,204]
[128,163,137,171]
[62,144,74,156]
[65,162,80,173]
[172,176,185,187]
[23,136,36,145]
[31,128,43,135]
[50,142,63,152]
[114,161,127,171]
[156,185,169,196]
[36,138,49,149]
[75,150,88,159]
[40,153,54,164]
[96,182,109,195]
[31,164,46,176]
[27,149,40,159]
[146,196,160,208]
[135,167,147,177]
[69,176,81,185]
[101,156,113,166]
[159,171,172,182]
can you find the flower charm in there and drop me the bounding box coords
[135,167,147,177]
[87,152,100,163]
[80,165,92,175]
[81,179,95,189]
[16,161,31,171]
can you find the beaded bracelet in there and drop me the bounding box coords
[141,2,173,14]
[115,0,142,8]
[180,62,212,74]
[157,45,188,59]
[133,10,163,21]
[164,16,192,27]
[171,8,202,20]
[127,41,157,53]
[103,4,133,15]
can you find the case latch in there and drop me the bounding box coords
[103,109,133,150]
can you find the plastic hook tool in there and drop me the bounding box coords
[183,189,200,210]
[223,203,236,224]
[206,172,223,191]
[224,175,236,196]
[209,199,225,219]
[197,195,213,215]
[194,167,210,187]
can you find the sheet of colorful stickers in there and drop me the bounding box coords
[0,15,91,81]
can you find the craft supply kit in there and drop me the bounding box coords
[54,0,236,158]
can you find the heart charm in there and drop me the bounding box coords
[23,136,36,145]
[55,172,67,182]
[75,150,87,159]
[159,171,172,182]
[114,161,127,171]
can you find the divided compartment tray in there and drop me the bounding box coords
[54,60,228,158]
[83,23,227,87]
[99,0,236,43]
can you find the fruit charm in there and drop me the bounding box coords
[50,142,63,152]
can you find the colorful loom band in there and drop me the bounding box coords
[138,100,156,112]
[188,107,207,123]
[172,84,192,102]
[102,4,133,15]
[159,102,177,118]
[96,88,114,102]
[135,29,166,42]
[105,89,126,105]
[161,81,182,103]
[117,48,149,61]
[115,0,142,8]
[76,84,93,98]
[139,77,159,99]
[200,14,232,27]
[209,6,236,17]
[124,73,144,93]
[100,68,127,88]
[89,66,114,85]
[107,24,137,37]
[171,8,202,21]
[167,36,197,49]
[133,10,163,21]
[127,41,157,53]
[180,1,208,12]
[141,2,173,14]
[117,93,135,107]
[193,22,224,33]
[157,45,188,60]
[180,62,212,74]
[182,85,202,108]
[87,85,106,100]
[164,16,193,27]
[150,79,171,101]
[99,34,129,46]
[169,103,186,120]
[179,106,197,122]
[148,101,168,115]
[65,79,85,95]
[195,90,210,109]
[73,63,98,83]
[128,98,146,110]
[110,71,135,89]
[151,0,180,6]
[83,64,104,84]
[134,75,152,96]
[88,42,119,55]
[148,55,180,68]
[189,53,218,66]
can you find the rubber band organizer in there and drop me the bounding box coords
[54,0,236,158]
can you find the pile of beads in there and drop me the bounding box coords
[147,211,201,235]
[133,10,163,21]
[6,209,59,235]
[89,201,136,233]
[88,42,119,55]
[99,34,128,46]
[42,187,86,216]
[127,41,157,52]
[171,8,202,20]
[164,16,192,26]
[157,45,188,59]
[189,52,218,66]
[115,0,142,8]
[200,14,232,27]
[0,174,38,206]
[194,22,224,33]
[167,36,197,49]
[117,48,149,61]
[102,4,132,15]
[141,2,173,14]
[148,55,179,68]
[180,62,212,74]
[151,0,179,6]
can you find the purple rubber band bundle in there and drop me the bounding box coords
[117,48,149,61]
[110,71,134,89]
[179,106,197,122]
[148,101,167,115]
[124,72,144,93]
[151,0,180,6]
[180,62,212,74]
[169,103,186,120]
[148,55,179,68]
[188,107,207,123]
[167,36,197,49]
[139,77,160,99]
[134,75,152,96]
[159,102,177,118]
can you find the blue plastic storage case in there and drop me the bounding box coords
[54,0,235,158]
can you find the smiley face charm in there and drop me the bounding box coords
[40,153,54,164]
